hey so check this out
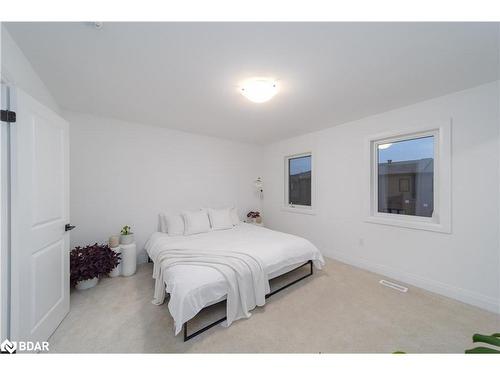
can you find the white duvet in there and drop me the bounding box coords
[145,223,325,335]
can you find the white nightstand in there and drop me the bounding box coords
[120,242,137,276]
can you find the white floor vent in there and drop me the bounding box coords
[379,279,408,293]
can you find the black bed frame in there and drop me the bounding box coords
[148,257,314,342]
[182,260,314,342]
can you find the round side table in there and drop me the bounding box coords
[120,243,137,277]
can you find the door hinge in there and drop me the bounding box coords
[1,110,16,123]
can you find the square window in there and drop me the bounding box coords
[367,121,451,233]
[377,136,434,217]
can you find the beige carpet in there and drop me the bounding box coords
[48,258,499,353]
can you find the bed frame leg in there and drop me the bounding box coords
[265,260,313,298]
[183,316,227,342]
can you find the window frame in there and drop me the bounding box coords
[283,152,315,215]
[366,121,451,233]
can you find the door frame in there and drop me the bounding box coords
[0,82,14,341]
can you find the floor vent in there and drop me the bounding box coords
[379,279,408,293]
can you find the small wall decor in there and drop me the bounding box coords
[254,177,263,199]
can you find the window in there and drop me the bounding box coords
[284,153,314,213]
[377,135,434,217]
[367,122,451,233]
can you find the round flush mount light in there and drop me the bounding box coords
[240,78,278,103]
[378,143,393,150]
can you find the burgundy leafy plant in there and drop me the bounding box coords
[70,243,121,287]
[246,211,261,219]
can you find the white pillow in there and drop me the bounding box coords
[230,207,240,226]
[182,210,211,235]
[161,213,185,236]
[159,213,168,233]
[208,208,234,230]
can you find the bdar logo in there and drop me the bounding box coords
[1,339,17,354]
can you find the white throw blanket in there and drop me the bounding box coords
[145,224,325,335]
[151,248,270,328]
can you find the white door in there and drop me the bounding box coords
[10,88,70,342]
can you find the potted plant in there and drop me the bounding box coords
[465,333,500,353]
[70,243,121,290]
[120,225,134,245]
[246,211,262,224]
[395,332,500,354]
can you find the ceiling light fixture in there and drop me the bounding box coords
[240,78,278,103]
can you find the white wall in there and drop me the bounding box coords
[1,26,60,114]
[67,111,264,262]
[263,82,500,313]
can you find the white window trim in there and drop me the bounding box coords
[365,120,451,233]
[283,152,316,215]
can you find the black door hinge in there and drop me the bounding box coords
[1,110,16,123]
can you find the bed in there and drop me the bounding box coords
[145,222,325,341]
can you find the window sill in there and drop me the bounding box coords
[281,206,316,216]
[365,215,451,233]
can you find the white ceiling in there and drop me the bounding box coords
[5,22,499,144]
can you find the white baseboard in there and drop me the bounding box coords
[328,250,500,315]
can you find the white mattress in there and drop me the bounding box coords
[145,223,325,334]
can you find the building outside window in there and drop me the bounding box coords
[377,136,434,218]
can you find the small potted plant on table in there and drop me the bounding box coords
[120,225,134,245]
[70,243,121,290]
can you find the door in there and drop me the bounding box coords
[10,88,70,342]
